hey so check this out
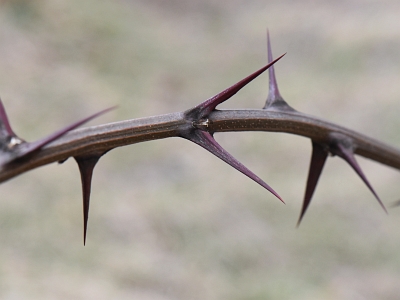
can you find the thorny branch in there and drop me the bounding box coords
[1,32,399,244]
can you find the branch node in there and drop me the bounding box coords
[179,57,288,203]
[192,119,211,131]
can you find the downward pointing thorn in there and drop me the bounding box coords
[336,143,387,214]
[182,130,284,203]
[297,141,328,226]
[329,133,387,214]
[75,153,104,245]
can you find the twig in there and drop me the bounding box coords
[1,33,398,242]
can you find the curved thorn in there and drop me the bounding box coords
[190,53,286,119]
[75,152,105,245]
[183,130,284,203]
[19,106,117,157]
[297,141,328,226]
[330,135,387,214]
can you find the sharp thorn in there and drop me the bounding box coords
[19,106,116,158]
[183,130,284,203]
[337,143,387,213]
[75,153,104,245]
[263,31,295,112]
[188,53,286,119]
[330,134,387,214]
[1,104,116,168]
[265,30,283,105]
[297,141,328,227]
[0,98,16,138]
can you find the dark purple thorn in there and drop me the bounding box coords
[183,130,284,203]
[329,133,387,214]
[0,99,17,138]
[297,141,328,226]
[263,31,295,112]
[14,106,116,160]
[265,30,282,105]
[75,152,105,245]
[189,53,286,119]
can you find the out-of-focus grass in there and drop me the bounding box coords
[1,0,400,299]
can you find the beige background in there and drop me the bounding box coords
[1,0,400,299]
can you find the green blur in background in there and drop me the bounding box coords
[1,0,400,299]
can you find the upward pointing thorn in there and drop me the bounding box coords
[188,53,286,119]
[263,30,295,111]
[265,30,282,105]
[21,106,116,157]
[0,99,16,138]
[0,105,116,169]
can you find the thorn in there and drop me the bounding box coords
[0,99,25,167]
[182,130,284,203]
[329,133,387,214]
[0,104,115,169]
[297,141,328,226]
[0,102,115,169]
[0,99,16,138]
[265,30,283,106]
[75,152,106,245]
[18,106,117,157]
[187,53,286,119]
[263,31,295,112]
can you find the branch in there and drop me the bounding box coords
[1,109,399,184]
[1,33,398,242]
[209,109,400,170]
[0,112,186,183]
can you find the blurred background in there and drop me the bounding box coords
[1,0,400,299]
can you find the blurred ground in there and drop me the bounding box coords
[1,0,400,299]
